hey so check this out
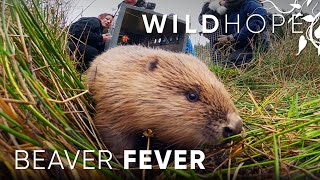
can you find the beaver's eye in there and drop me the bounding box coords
[186,92,199,102]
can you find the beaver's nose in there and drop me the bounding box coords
[222,120,242,138]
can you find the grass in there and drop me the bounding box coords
[0,0,125,178]
[0,0,320,179]
[206,24,320,178]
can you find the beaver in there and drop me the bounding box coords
[86,45,242,156]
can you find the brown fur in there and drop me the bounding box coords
[86,45,242,156]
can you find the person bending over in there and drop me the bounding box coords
[199,0,269,67]
[68,13,113,72]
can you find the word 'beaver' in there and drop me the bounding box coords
[86,46,242,156]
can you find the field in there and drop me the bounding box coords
[0,0,319,179]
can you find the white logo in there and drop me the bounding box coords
[263,0,320,55]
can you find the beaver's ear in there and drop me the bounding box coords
[147,59,159,72]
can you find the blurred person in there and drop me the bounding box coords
[123,0,138,6]
[199,0,269,67]
[117,0,143,9]
[68,13,113,72]
[118,0,155,9]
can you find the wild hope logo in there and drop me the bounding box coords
[262,0,320,55]
[142,0,320,55]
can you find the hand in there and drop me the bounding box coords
[102,33,112,42]
[219,0,225,6]
[215,34,234,47]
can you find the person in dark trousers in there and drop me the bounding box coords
[199,0,269,67]
[68,13,113,72]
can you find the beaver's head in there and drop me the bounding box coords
[88,46,242,151]
[128,50,243,148]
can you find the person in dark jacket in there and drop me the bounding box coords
[199,0,269,67]
[68,13,113,72]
